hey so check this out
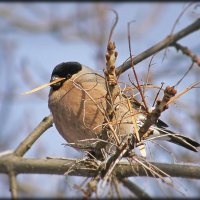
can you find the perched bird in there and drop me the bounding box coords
[48,62,200,158]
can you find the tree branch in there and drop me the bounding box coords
[119,178,152,199]
[172,42,200,66]
[14,115,53,157]
[1,155,200,179]
[9,171,17,199]
[116,18,200,75]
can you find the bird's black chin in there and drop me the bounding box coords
[50,81,63,90]
[50,76,65,90]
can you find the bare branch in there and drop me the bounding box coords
[1,155,200,179]
[9,171,17,199]
[119,178,152,199]
[116,18,200,75]
[172,42,200,66]
[167,80,200,105]
[14,115,53,157]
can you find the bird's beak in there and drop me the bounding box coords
[21,77,66,95]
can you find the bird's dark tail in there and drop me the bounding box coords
[168,133,200,152]
[157,128,200,152]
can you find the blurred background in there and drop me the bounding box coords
[0,2,200,198]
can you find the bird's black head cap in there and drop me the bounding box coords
[50,62,82,90]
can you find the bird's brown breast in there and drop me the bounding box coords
[48,78,107,144]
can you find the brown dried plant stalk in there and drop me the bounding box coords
[103,10,121,147]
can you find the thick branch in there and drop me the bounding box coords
[9,171,17,199]
[0,155,200,179]
[119,178,152,199]
[14,115,53,157]
[116,18,200,75]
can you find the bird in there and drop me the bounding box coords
[48,61,200,159]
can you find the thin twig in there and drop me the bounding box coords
[167,80,200,105]
[127,21,149,113]
[126,97,140,142]
[107,9,119,44]
[116,18,200,75]
[174,62,194,87]
[132,157,172,184]
[72,79,121,146]
[101,142,128,184]
[143,53,156,94]
[152,82,164,107]
[162,2,194,61]
[113,178,121,199]
[171,2,194,35]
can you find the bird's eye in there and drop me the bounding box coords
[51,76,59,81]
[67,74,72,79]
[50,75,63,90]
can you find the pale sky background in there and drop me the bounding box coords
[0,2,200,198]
